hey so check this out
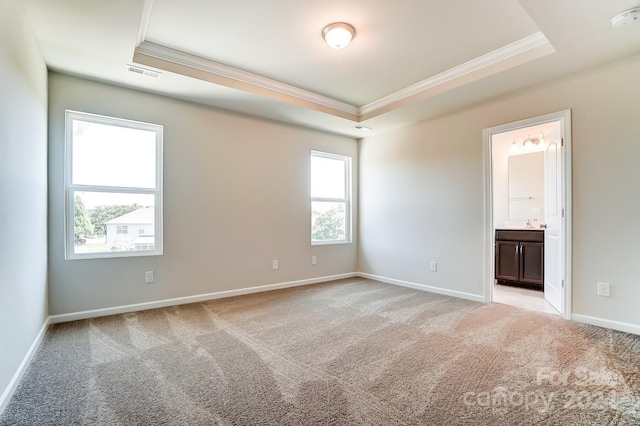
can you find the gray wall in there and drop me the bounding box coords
[4,11,640,406]
[48,73,358,315]
[359,53,640,327]
[0,0,48,407]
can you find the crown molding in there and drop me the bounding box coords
[359,32,554,118]
[133,32,553,123]
[134,42,360,120]
[136,0,155,47]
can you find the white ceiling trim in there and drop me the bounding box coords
[134,30,553,122]
[134,42,360,119]
[136,0,155,47]
[359,32,555,119]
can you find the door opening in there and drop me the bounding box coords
[483,110,572,319]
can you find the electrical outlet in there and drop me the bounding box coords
[430,261,437,272]
[312,256,317,265]
[272,259,279,270]
[145,271,154,283]
[597,282,610,297]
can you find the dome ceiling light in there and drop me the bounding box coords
[322,22,356,49]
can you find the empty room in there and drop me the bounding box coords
[1,0,640,424]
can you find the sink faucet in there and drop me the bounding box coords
[526,219,533,228]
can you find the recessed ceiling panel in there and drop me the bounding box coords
[144,0,541,105]
[22,0,640,137]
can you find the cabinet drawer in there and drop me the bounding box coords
[495,229,544,243]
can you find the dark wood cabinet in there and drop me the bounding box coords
[495,229,544,289]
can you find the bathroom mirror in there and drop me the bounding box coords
[508,152,544,221]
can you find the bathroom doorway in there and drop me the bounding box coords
[483,110,572,318]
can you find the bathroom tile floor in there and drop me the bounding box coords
[494,283,560,316]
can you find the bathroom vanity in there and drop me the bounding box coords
[495,229,544,290]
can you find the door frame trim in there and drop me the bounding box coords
[482,110,572,319]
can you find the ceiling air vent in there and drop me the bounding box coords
[127,65,161,79]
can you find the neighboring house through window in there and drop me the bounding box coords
[65,110,163,259]
[105,207,155,252]
[311,151,352,244]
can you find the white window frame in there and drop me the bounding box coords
[65,110,163,259]
[311,150,352,245]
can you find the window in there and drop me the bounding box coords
[65,111,163,259]
[311,151,351,244]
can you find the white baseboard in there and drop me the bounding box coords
[2,274,356,414]
[571,314,640,336]
[4,275,638,418]
[0,317,50,415]
[357,272,485,303]
[49,273,357,324]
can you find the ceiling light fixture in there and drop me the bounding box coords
[611,7,640,28]
[322,22,356,49]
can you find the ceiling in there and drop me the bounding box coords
[22,0,640,137]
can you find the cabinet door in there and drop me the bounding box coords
[520,242,544,286]
[496,241,519,282]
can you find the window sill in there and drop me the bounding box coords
[311,240,352,246]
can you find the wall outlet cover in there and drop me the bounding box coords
[597,282,610,297]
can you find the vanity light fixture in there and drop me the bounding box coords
[510,132,545,154]
[526,132,545,149]
[322,22,356,49]
[509,137,524,154]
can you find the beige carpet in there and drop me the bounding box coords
[2,278,639,425]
